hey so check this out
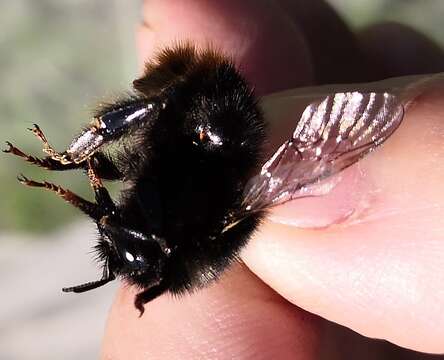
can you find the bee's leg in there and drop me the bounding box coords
[28,124,68,163]
[134,281,169,317]
[86,158,116,214]
[9,98,160,167]
[3,141,79,171]
[4,142,123,180]
[88,153,123,181]
[17,174,100,220]
[64,99,161,164]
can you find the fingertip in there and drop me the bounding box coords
[136,23,157,70]
[136,0,314,94]
[101,264,322,359]
[243,80,444,353]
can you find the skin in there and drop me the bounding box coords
[101,0,444,358]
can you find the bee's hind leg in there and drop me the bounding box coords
[28,123,68,163]
[4,141,123,181]
[3,141,80,171]
[4,123,76,170]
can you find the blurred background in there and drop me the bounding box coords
[0,0,443,359]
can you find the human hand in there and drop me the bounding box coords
[101,1,444,358]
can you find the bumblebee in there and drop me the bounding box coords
[5,45,404,315]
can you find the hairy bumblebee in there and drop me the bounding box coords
[4,45,404,315]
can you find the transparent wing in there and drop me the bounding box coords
[241,92,404,213]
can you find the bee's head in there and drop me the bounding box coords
[97,216,168,286]
[62,209,170,295]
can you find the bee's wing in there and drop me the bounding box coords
[241,92,404,213]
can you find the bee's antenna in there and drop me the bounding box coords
[63,260,116,293]
[62,276,115,293]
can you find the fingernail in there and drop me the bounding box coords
[267,163,375,228]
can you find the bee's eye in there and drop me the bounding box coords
[123,250,146,267]
[124,250,135,263]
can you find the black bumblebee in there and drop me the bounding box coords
[4,45,404,315]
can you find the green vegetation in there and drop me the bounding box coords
[0,1,138,233]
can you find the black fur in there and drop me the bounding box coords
[110,46,266,296]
